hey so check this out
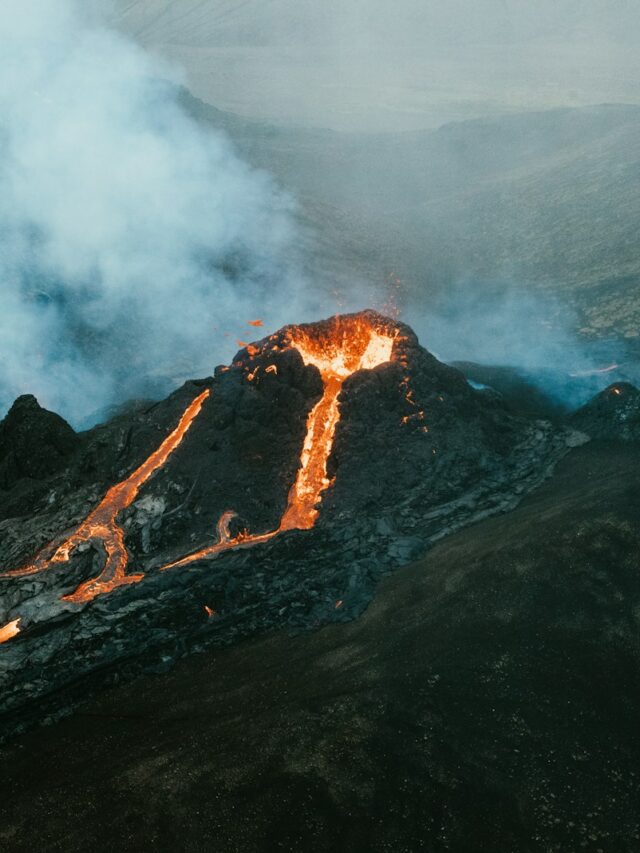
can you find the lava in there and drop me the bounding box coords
[0,618,21,644]
[0,390,210,603]
[280,317,395,530]
[1,314,398,603]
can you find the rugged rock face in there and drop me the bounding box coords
[0,395,79,491]
[0,311,579,738]
[570,382,640,441]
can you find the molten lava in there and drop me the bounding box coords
[0,390,209,603]
[0,314,398,605]
[280,318,395,530]
[0,618,21,644]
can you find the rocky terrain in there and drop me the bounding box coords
[1,440,639,852]
[0,312,578,741]
[570,382,640,442]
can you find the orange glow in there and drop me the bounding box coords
[0,618,21,644]
[265,365,278,375]
[0,390,210,603]
[248,320,264,328]
[277,318,395,530]
[204,605,215,618]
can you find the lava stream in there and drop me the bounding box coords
[0,390,210,603]
[0,619,21,644]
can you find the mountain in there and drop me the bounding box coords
[2,439,640,851]
[0,312,573,737]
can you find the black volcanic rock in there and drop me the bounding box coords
[569,382,640,441]
[0,395,79,490]
[0,311,579,739]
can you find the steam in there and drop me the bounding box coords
[0,0,314,425]
[410,283,639,411]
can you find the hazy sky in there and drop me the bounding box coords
[0,0,316,423]
[110,0,640,130]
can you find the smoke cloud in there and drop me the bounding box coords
[410,283,640,411]
[0,0,315,426]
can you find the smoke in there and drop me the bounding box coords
[409,282,639,411]
[0,0,317,426]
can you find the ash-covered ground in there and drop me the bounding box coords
[0,311,580,739]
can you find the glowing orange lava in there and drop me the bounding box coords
[0,618,21,644]
[0,390,209,603]
[279,319,395,530]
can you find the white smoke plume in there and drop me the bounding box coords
[0,0,312,426]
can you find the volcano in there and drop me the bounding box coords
[0,311,576,736]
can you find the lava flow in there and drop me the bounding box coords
[0,619,21,644]
[161,315,397,571]
[0,390,210,603]
[0,314,397,610]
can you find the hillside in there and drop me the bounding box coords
[2,441,640,851]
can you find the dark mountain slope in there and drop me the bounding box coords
[1,442,639,852]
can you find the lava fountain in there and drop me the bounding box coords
[0,314,397,616]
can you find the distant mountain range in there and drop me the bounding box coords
[109,1,640,132]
